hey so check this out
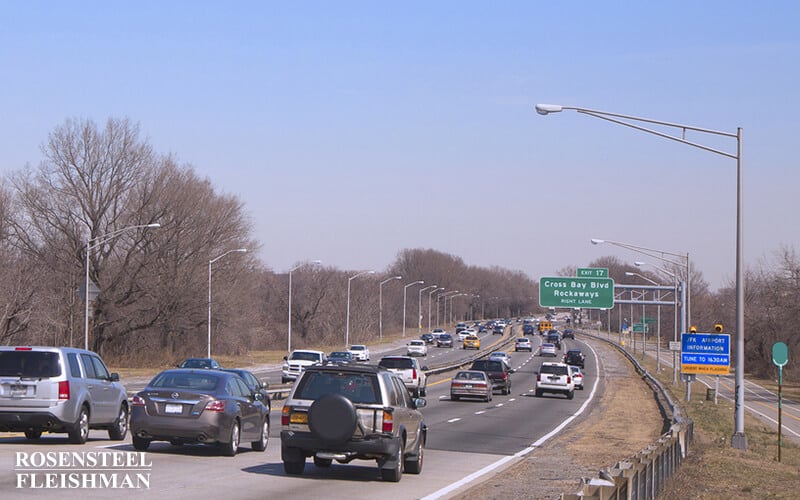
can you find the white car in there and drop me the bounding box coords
[457,328,476,342]
[568,365,584,390]
[535,362,575,399]
[488,351,512,370]
[282,350,326,384]
[347,344,370,361]
[539,343,557,357]
[406,340,428,357]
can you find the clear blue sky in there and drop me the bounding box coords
[2,1,798,290]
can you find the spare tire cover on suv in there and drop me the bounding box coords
[308,394,358,444]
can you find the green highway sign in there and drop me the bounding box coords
[539,276,615,309]
[577,267,609,278]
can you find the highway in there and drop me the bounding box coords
[1,326,605,499]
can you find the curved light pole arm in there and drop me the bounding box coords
[402,281,424,337]
[208,248,247,358]
[288,260,322,353]
[379,276,402,341]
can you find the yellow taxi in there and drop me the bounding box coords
[463,335,481,350]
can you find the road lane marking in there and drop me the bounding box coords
[447,418,461,423]
[475,411,485,415]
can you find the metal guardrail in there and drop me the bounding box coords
[561,331,693,500]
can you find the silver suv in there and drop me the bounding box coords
[0,346,129,443]
[281,364,427,482]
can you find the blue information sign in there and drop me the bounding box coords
[681,333,731,375]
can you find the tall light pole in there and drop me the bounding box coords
[402,281,424,337]
[418,285,437,334]
[428,287,444,331]
[208,248,247,358]
[346,270,375,348]
[379,276,402,341]
[537,103,744,448]
[447,293,466,325]
[438,290,459,327]
[85,223,160,351]
[636,261,680,384]
[288,260,322,353]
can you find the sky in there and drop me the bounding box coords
[1,1,798,291]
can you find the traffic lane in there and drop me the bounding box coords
[0,428,506,499]
[419,350,596,456]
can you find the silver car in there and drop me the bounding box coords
[0,346,129,443]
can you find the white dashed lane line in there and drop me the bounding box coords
[447,418,461,423]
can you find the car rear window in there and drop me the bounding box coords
[540,365,568,376]
[150,372,221,391]
[378,358,413,369]
[470,360,502,371]
[0,351,61,378]
[295,371,379,404]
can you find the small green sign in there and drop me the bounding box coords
[539,276,615,309]
[773,342,788,367]
[577,267,609,278]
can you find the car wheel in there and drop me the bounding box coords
[535,389,542,397]
[404,436,424,474]
[251,417,269,451]
[132,436,150,451]
[24,430,42,440]
[308,394,357,444]
[567,391,574,400]
[451,394,459,401]
[420,386,427,397]
[220,420,240,457]
[284,459,305,475]
[68,407,90,444]
[108,404,129,440]
[380,439,404,482]
[313,456,332,468]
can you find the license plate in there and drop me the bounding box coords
[549,376,560,382]
[465,384,472,389]
[10,385,26,396]
[164,403,183,414]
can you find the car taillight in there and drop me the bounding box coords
[131,395,146,406]
[501,372,507,380]
[411,369,417,380]
[15,347,32,351]
[205,400,226,412]
[382,410,393,432]
[536,373,541,382]
[281,406,290,426]
[567,376,571,384]
[58,381,70,400]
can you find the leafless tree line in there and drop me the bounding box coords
[0,117,541,366]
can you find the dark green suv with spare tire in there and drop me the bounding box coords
[280,364,427,482]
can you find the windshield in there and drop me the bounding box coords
[350,346,365,351]
[0,351,61,378]
[290,352,322,362]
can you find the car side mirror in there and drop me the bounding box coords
[413,398,427,409]
[109,373,120,382]
[261,380,269,389]
[253,392,263,401]
[283,355,288,361]
[510,369,516,374]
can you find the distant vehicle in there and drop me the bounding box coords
[492,324,504,335]
[538,320,553,334]
[469,359,512,395]
[523,323,535,335]
[282,350,326,384]
[450,370,492,402]
[221,368,271,407]
[420,333,435,344]
[568,365,584,390]
[563,349,585,368]
[436,333,454,348]
[131,369,269,455]
[455,322,468,334]
[348,344,370,361]
[547,332,562,350]
[431,328,446,337]
[406,340,428,357]
[0,346,129,443]
[487,351,512,370]
[540,343,557,357]
[457,329,475,342]
[562,329,575,339]
[327,351,355,365]
[178,358,221,369]
[514,337,533,352]
[463,335,480,350]
[535,362,575,399]
[378,356,428,397]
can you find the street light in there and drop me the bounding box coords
[537,103,744,448]
[418,285,437,334]
[208,248,247,358]
[402,281,424,337]
[379,276,403,341]
[437,290,459,327]
[428,287,444,332]
[346,270,375,348]
[288,260,322,353]
[626,271,663,365]
[84,223,160,350]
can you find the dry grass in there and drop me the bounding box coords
[637,356,800,499]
